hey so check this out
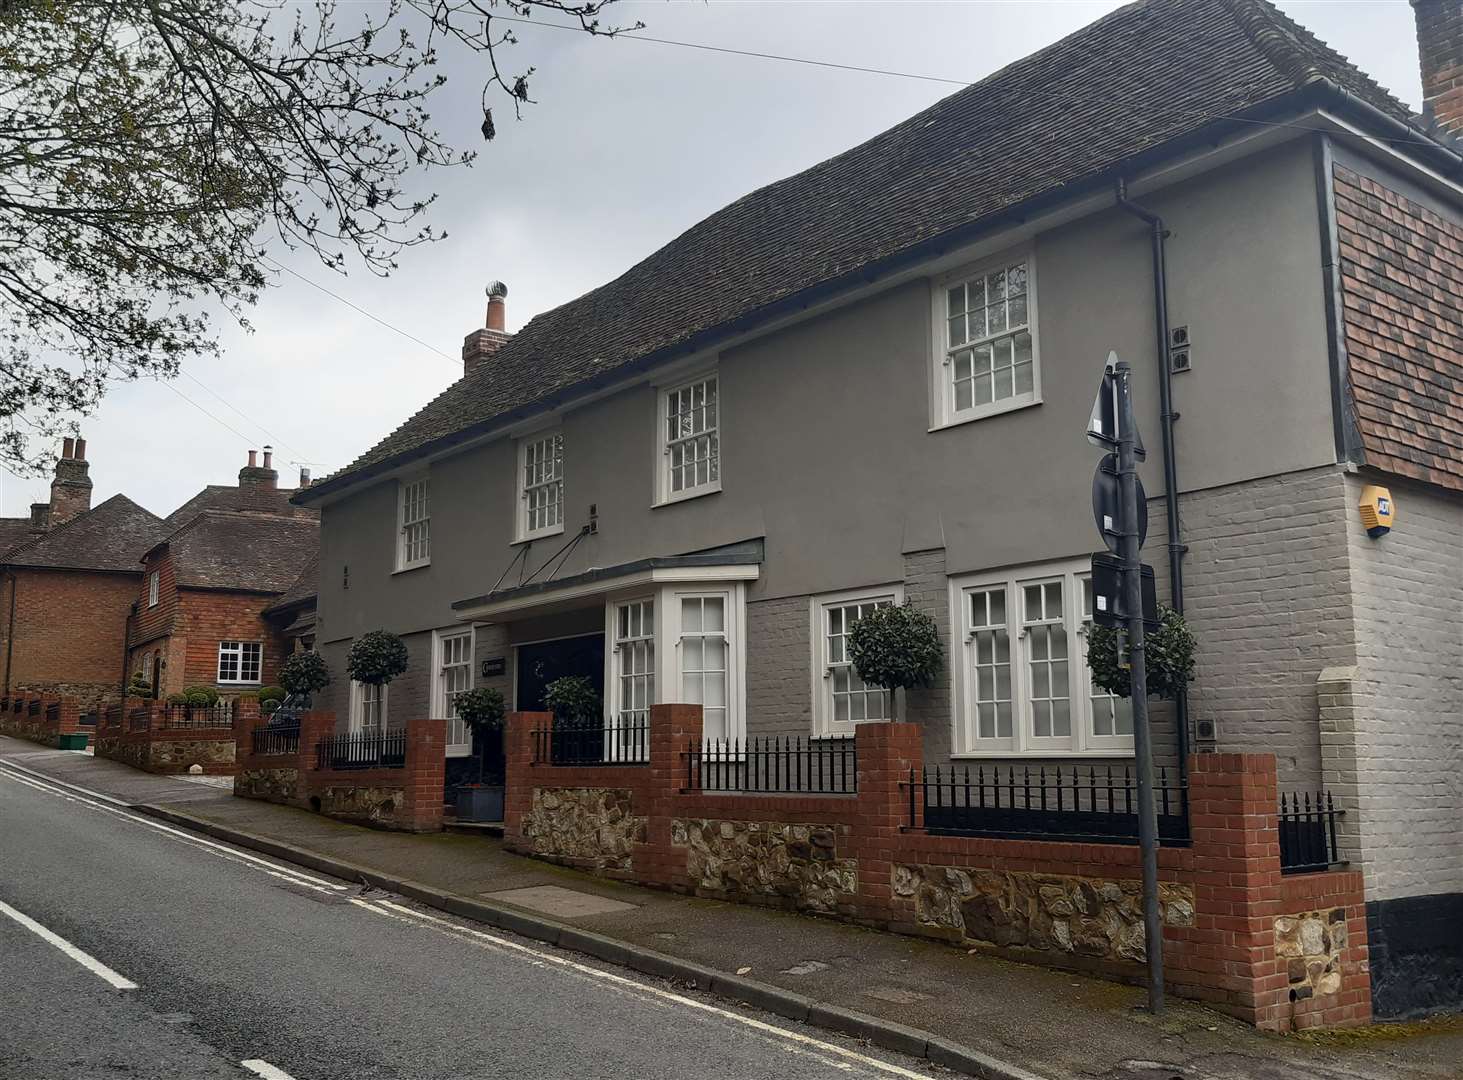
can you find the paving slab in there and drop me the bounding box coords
[5,737,1460,1080]
[484,884,639,918]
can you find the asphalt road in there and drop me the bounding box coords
[0,764,939,1080]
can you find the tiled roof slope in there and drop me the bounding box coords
[262,549,319,615]
[314,0,1415,496]
[3,495,164,573]
[1333,166,1463,492]
[155,511,320,593]
[0,518,38,557]
[165,483,315,529]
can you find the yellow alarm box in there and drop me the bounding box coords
[1359,484,1394,538]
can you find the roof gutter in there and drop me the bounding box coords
[297,84,1458,507]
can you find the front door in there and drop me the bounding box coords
[515,633,606,713]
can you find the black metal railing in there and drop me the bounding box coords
[532,723,649,766]
[160,703,234,729]
[252,721,301,756]
[905,764,1190,844]
[314,729,406,771]
[684,736,858,794]
[128,707,151,731]
[1279,790,1344,874]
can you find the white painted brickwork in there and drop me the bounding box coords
[1342,476,1463,901]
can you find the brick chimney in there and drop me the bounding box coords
[48,435,92,525]
[238,445,278,491]
[1413,1,1463,136]
[462,281,512,378]
[29,502,50,532]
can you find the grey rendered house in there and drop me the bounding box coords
[296,0,1463,1017]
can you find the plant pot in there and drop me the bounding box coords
[57,733,88,751]
[455,785,504,823]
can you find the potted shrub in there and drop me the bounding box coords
[847,601,943,720]
[1085,605,1196,701]
[453,687,507,822]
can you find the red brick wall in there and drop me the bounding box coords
[131,551,177,648]
[0,568,138,706]
[133,587,290,696]
[505,707,1373,1032]
[1334,165,1463,491]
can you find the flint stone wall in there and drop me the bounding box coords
[895,863,1196,961]
[673,818,858,914]
[521,788,647,871]
[315,784,407,826]
[1277,907,1348,1000]
[234,766,300,804]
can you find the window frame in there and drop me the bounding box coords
[654,368,722,506]
[664,586,744,744]
[949,557,1135,758]
[605,596,657,743]
[396,475,431,572]
[147,570,159,608]
[432,627,476,758]
[216,640,263,686]
[930,249,1041,430]
[809,585,904,738]
[515,428,565,543]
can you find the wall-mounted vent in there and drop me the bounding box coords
[1169,325,1192,373]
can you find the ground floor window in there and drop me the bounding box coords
[349,680,389,736]
[950,558,1135,757]
[434,629,474,757]
[812,587,901,737]
[217,641,262,685]
[611,598,655,732]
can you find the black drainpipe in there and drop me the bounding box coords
[1115,179,1190,770]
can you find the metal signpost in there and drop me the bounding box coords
[1087,351,1165,1014]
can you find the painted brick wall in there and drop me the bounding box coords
[1177,466,1357,790]
[902,548,954,763]
[1343,475,1463,902]
[745,595,811,738]
[0,568,138,706]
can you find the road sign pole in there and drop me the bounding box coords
[1115,360,1165,1014]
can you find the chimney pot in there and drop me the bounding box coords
[464,281,513,378]
[299,466,312,487]
[1412,1,1463,137]
[48,434,92,524]
[73,437,85,461]
[62,437,74,460]
[248,449,258,468]
[485,281,508,332]
[262,446,273,470]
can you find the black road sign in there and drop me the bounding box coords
[1086,353,1146,460]
[1093,453,1148,554]
[1090,552,1159,630]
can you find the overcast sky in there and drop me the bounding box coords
[3,0,1422,519]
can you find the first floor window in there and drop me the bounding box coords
[147,571,159,608]
[436,630,474,756]
[814,589,898,736]
[952,558,1133,756]
[350,680,388,736]
[936,252,1038,425]
[398,477,430,569]
[612,599,655,731]
[518,430,564,539]
[217,641,262,685]
[660,373,720,500]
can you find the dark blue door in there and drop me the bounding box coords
[515,634,605,713]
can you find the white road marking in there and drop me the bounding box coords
[351,899,931,1079]
[240,1060,301,1080]
[0,898,139,990]
[0,764,345,895]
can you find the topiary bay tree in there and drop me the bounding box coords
[455,687,507,784]
[1085,606,1196,701]
[279,651,331,703]
[346,630,409,687]
[848,602,943,720]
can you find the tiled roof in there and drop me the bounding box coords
[154,511,320,593]
[262,549,319,616]
[164,483,315,529]
[0,518,39,558]
[1333,166,1463,492]
[304,0,1417,501]
[2,495,164,573]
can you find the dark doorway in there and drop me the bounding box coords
[515,633,605,713]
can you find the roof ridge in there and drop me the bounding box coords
[2,493,157,562]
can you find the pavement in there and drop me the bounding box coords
[4,736,1462,1080]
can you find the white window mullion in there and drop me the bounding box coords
[398,477,430,570]
[657,372,721,503]
[518,430,564,540]
[935,252,1039,428]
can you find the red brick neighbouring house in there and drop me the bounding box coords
[128,509,319,698]
[0,439,165,709]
